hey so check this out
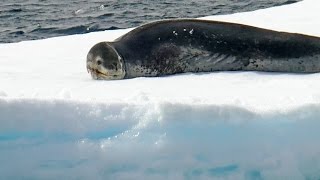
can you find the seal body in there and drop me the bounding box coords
[87,19,320,80]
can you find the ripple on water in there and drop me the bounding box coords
[0,0,300,43]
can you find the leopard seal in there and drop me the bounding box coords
[86,19,320,80]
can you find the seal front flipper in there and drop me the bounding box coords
[149,44,221,75]
[149,43,183,75]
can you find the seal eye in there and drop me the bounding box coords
[97,60,102,65]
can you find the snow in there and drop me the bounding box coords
[1,0,320,179]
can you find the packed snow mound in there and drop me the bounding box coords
[1,0,320,179]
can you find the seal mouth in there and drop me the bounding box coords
[87,66,124,80]
[87,67,108,79]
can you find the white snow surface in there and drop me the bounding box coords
[1,0,320,179]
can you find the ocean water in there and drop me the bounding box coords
[0,0,300,43]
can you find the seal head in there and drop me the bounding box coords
[86,42,125,80]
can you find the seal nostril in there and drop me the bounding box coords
[97,60,102,65]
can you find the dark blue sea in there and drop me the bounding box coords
[0,0,300,44]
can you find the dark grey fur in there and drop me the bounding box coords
[87,19,320,80]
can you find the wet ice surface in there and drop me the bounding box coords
[1,0,320,179]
